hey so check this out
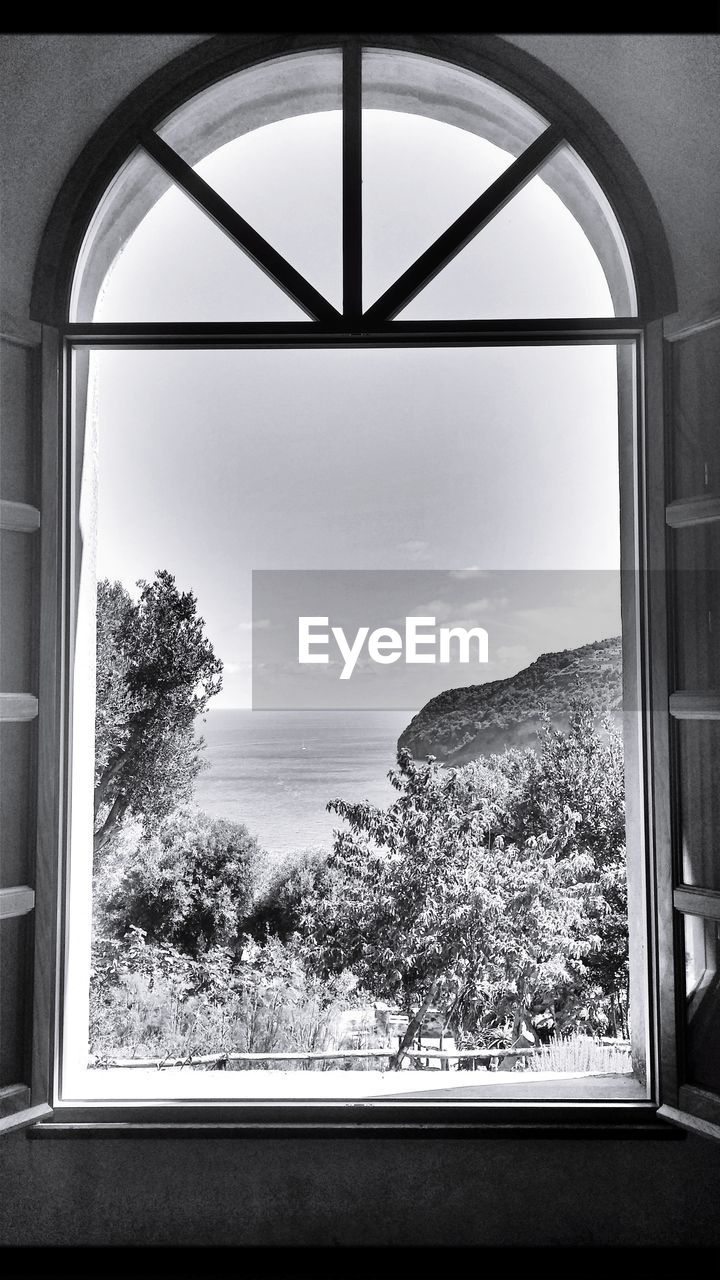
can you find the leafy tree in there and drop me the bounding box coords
[299,708,627,1048]
[498,707,628,1033]
[101,807,260,957]
[93,571,222,857]
[421,705,629,1035]
[242,846,332,943]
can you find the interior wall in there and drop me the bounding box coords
[0,34,207,323]
[2,32,720,1248]
[504,35,720,314]
[2,34,718,324]
[0,1130,718,1247]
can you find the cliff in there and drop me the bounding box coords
[398,636,622,763]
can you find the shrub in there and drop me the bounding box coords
[89,928,365,1068]
[101,807,261,957]
[242,846,329,943]
[527,1034,631,1074]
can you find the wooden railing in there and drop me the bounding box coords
[89,1042,631,1070]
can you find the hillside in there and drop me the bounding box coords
[398,636,622,764]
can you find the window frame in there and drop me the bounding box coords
[59,329,646,1119]
[655,306,720,1143]
[2,31,695,1137]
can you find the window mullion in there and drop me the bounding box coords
[139,131,343,326]
[363,123,565,324]
[342,43,363,323]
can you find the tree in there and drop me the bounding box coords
[498,707,629,1033]
[299,709,627,1048]
[540,709,628,1033]
[242,846,331,944]
[101,807,260,956]
[93,571,223,857]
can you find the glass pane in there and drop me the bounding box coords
[684,913,720,1093]
[362,48,547,151]
[673,524,720,689]
[362,48,547,312]
[64,343,636,1100]
[157,51,343,312]
[399,144,635,320]
[671,326,720,499]
[677,722,720,890]
[71,148,309,323]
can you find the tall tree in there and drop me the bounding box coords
[93,571,222,857]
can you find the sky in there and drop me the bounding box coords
[87,108,624,710]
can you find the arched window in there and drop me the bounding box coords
[8,34,718,1138]
[70,46,637,324]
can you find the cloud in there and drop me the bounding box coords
[407,597,455,622]
[237,618,271,632]
[448,568,489,580]
[461,596,509,615]
[404,596,506,624]
[223,660,253,675]
[442,617,492,632]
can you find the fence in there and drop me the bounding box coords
[89,1041,631,1071]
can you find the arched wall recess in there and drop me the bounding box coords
[11,30,710,1132]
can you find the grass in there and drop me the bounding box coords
[527,1034,632,1074]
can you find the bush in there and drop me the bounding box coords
[242,846,329,943]
[89,928,365,1067]
[101,807,261,957]
[527,1034,631,1074]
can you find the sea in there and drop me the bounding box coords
[192,708,414,863]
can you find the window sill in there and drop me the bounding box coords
[30,1094,683,1140]
[61,1066,647,1102]
[28,1115,683,1139]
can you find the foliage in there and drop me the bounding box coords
[89,927,363,1066]
[527,1034,632,1075]
[242,846,335,943]
[499,708,629,1034]
[90,661,629,1065]
[297,705,627,1041]
[100,807,261,958]
[399,635,621,764]
[93,571,222,857]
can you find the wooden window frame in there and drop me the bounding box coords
[655,305,720,1143]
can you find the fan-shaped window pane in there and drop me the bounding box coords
[363,113,519,312]
[155,50,343,312]
[398,144,635,319]
[70,48,637,327]
[361,47,549,312]
[184,116,343,313]
[361,47,548,148]
[71,148,309,323]
[156,50,343,156]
